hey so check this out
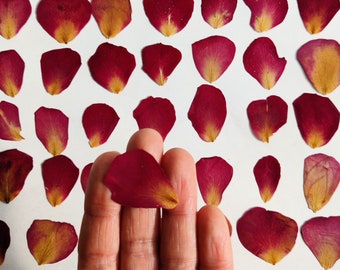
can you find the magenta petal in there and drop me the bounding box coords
[80,163,93,193]
[0,220,10,265]
[201,0,237,28]
[0,100,24,141]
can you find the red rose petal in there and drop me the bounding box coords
[243,37,287,90]
[82,103,119,147]
[88,42,136,94]
[0,220,10,265]
[196,156,233,206]
[201,0,237,28]
[0,149,33,203]
[141,43,182,85]
[91,0,132,38]
[26,219,78,265]
[293,93,339,148]
[304,153,340,212]
[36,0,91,43]
[104,149,179,209]
[244,0,288,32]
[41,155,79,207]
[253,155,281,202]
[237,207,298,265]
[301,216,340,269]
[247,95,288,142]
[143,0,194,36]
[80,162,93,193]
[40,48,81,95]
[0,0,31,39]
[188,84,227,142]
[192,35,236,83]
[34,106,69,156]
[0,101,24,141]
[0,50,25,97]
[297,39,340,95]
[133,96,176,140]
[297,0,339,34]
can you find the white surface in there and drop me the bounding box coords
[0,1,339,269]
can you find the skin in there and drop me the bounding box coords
[78,129,233,270]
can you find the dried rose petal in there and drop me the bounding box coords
[192,35,236,83]
[297,0,339,34]
[243,0,288,32]
[297,39,340,95]
[0,220,10,265]
[40,48,81,95]
[42,155,79,207]
[0,149,33,203]
[133,96,176,140]
[26,219,78,265]
[247,95,288,142]
[243,37,287,90]
[143,0,194,36]
[104,149,179,209]
[188,84,227,142]
[82,103,119,147]
[302,216,340,269]
[196,156,233,206]
[141,43,182,85]
[0,50,25,97]
[253,155,281,202]
[304,153,340,212]
[34,106,69,156]
[88,42,136,94]
[0,101,24,141]
[0,0,31,39]
[293,93,339,148]
[91,0,132,38]
[80,162,93,193]
[201,0,237,28]
[237,207,298,265]
[36,0,91,43]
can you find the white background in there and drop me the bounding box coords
[0,0,339,269]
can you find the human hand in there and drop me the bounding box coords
[78,129,233,270]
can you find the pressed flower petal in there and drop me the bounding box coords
[41,155,79,207]
[0,50,25,97]
[196,156,233,206]
[36,0,91,43]
[192,35,236,83]
[26,219,78,265]
[297,39,340,95]
[243,37,287,89]
[91,0,132,38]
[88,42,136,94]
[237,207,298,265]
[297,0,339,34]
[253,155,281,202]
[143,0,194,36]
[201,0,237,28]
[80,162,93,193]
[301,216,340,269]
[141,43,182,85]
[104,149,179,209]
[0,220,10,265]
[40,48,81,95]
[0,149,33,203]
[133,96,176,140]
[188,84,227,142]
[243,0,288,32]
[0,101,24,141]
[293,93,339,148]
[247,95,288,142]
[82,103,119,147]
[34,107,69,156]
[0,0,31,39]
[304,153,340,212]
